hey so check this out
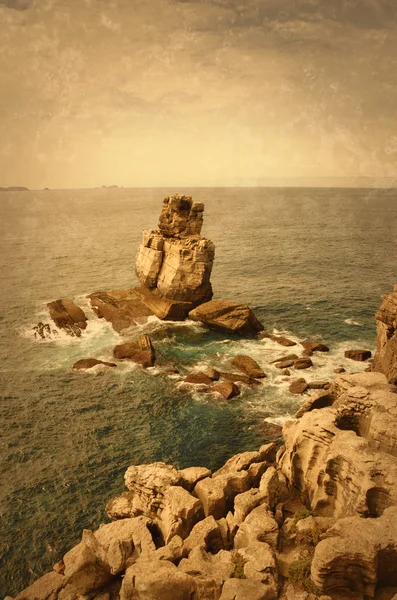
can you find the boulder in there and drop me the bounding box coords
[294,357,313,369]
[300,341,329,354]
[233,488,268,524]
[294,391,333,418]
[231,355,266,378]
[72,358,117,370]
[275,359,296,369]
[108,462,203,543]
[233,503,279,551]
[184,372,214,385]
[178,466,212,492]
[219,372,262,386]
[260,333,296,347]
[88,288,153,332]
[344,349,372,361]
[213,445,277,477]
[307,381,329,390]
[212,380,240,400]
[289,378,308,394]
[220,578,277,600]
[47,299,87,336]
[194,472,251,519]
[113,334,155,367]
[183,516,224,554]
[179,546,234,581]
[189,300,264,336]
[135,195,215,316]
[120,557,197,600]
[203,368,221,380]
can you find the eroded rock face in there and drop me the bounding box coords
[280,372,397,520]
[372,283,397,383]
[88,289,154,333]
[113,334,155,367]
[135,195,214,319]
[47,299,87,336]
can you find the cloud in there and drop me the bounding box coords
[0,0,33,10]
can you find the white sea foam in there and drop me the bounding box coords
[344,318,363,326]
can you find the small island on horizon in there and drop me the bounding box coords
[0,186,29,192]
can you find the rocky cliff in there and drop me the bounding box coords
[372,283,397,383]
[10,371,397,600]
[135,194,215,318]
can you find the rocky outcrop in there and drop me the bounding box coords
[231,355,266,378]
[189,300,264,336]
[88,289,154,333]
[260,334,296,347]
[113,334,155,367]
[47,299,88,336]
[135,195,215,319]
[344,349,372,361]
[72,358,117,370]
[372,283,397,383]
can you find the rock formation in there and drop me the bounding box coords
[47,299,88,336]
[135,194,215,319]
[188,300,264,336]
[372,283,397,383]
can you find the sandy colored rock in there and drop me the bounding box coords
[72,358,117,370]
[203,368,220,380]
[179,546,234,581]
[184,372,214,385]
[113,334,155,367]
[183,515,224,554]
[344,348,372,361]
[189,299,264,336]
[259,467,290,510]
[120,557,197,600]
[294,357,313,369]
[220,578,277,600]
[372,284,397,383]
[289,378,308,394]
[178,466,212,492]
[47,299,87,336]
[135,195,214,314]
[13,572,64,600]
[219,371,262,386]
[311,506,397,596]
[88,288,153,332]
[212,380,240,400]
[194,471,251,519]
[213,444,276,478]
[234,503,279,551]
[294,391,333,418]
[300,341,329,353]
[233,488,268,524]
[231,355,266,378]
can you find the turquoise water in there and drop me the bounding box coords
[1,187,397,596]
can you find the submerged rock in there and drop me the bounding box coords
[212,380,240,400]
[289,378,308,394]
[88,288,154,333]
[300,340,329,354]
[72,358,117,370]
[260,333,296,346]
[47,299,87,336]
[231,355,266,378]
[113,334,156,367]
[188,300,264,336]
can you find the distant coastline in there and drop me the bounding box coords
[0,186,29,192]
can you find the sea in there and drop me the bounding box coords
[1,186,397,597]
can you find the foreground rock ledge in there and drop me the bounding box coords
[12,371,397,600]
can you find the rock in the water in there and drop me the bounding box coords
[203,368,220,380]
[88,288,153,333]
[212,380,240,400]
[294,357,313,369]
[260,333,296,346]
[72,358,117,370]
[231,355,266,378]
[113,334,155,367]
[289,378,308,394]
[47,299,87,336]
[344,349,372,361]
[307,381,329,390]
[135,195,214,319]
[184,372,214,385]
[189,300,264,336]
[219,372,262,386]
[300,340,329,353]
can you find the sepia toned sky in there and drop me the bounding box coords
[0,0,397,188]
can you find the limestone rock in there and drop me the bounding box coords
[113,334,155,367]
[194,472,251,519]
[47,299,87,336]
[178,466,212,492]
[203,368,221,380]
[189,300,264,336]
[220,578,277,600]
[300,341,329,354]
[88,288,154,332]
[344,349,372,361]
[289,378,308,394]
[212,380,240,400]
[238,541,278,592]
[233,488,268,524]
[311,506,397,596]
[120,557,197,600]
[372,285,397,383]
[231,355,266,378]
[72,358,117,370]
[294,357,313,370]
[135,195,214,317]
[13,572,64,600]
[179,546,234,581]
[183,515,224,554]
[280,373,397,520]
[234,503,279,551]
[294,391,333,418]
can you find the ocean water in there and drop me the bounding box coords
[1,186,397,596]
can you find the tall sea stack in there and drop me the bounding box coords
[135,194,215,319]
[372,283,397,383]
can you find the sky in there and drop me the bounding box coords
[0,0,397,188]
